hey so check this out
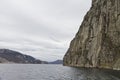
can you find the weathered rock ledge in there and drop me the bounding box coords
[63,0,120,70]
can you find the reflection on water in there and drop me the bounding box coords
[0,64,119,80]
[70,67,120,80]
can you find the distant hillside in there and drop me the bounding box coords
[49,60,63,64]
[0,49,45,64]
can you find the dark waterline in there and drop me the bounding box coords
[0,64,119,80]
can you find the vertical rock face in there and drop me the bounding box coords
[63,0,120,70]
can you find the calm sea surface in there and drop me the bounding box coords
[0,64,119,80]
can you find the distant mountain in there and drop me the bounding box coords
[49,60,63,64]
[0,49,45,64]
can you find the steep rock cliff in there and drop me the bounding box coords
[63,0,120,70]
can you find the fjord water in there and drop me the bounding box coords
[0,64,119,80]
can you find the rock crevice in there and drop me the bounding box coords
[63,0,120,70]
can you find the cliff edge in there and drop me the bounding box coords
[63,0,120,70]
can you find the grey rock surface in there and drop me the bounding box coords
[63,0,120,70]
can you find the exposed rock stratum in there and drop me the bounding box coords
[63,0,120,70]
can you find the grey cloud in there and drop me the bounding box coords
[0,0,91,61]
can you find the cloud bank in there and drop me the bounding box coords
[0,0,91,61]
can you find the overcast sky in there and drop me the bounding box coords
[0,0,91,61]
